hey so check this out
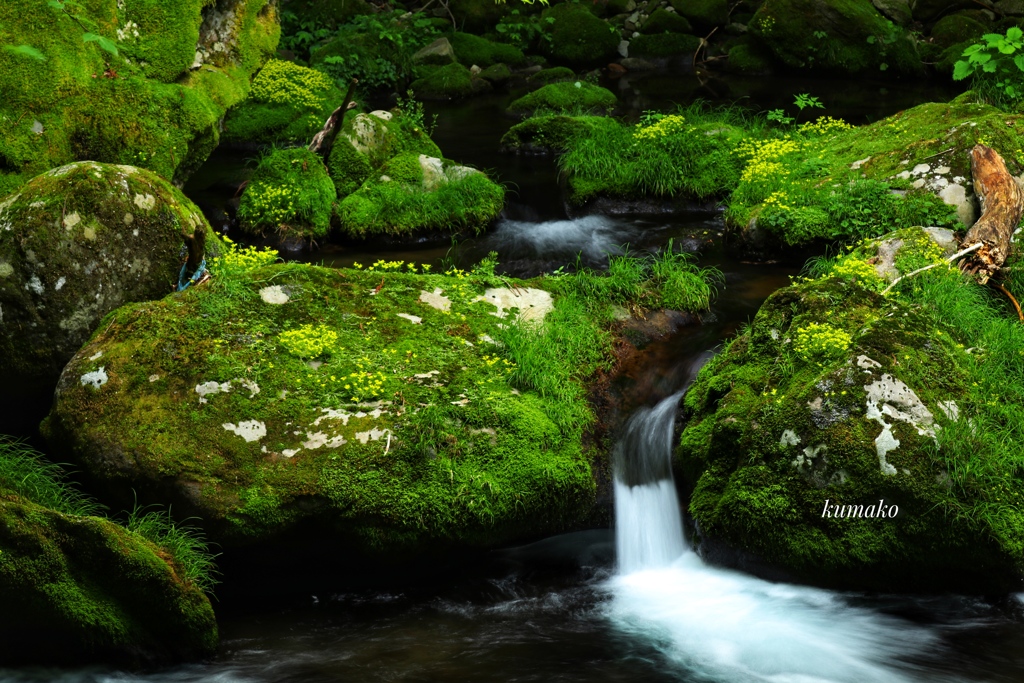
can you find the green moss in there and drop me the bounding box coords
[479,62,512,84]
[337,154,505,237]
[501,114,622,153]
[930,13,989,50]
[451,0,507,32]
[282,0,372,32]
[677,232,1024,591]
[749,0,922,76]
[642,8,693,34]
[43,260,616,550]
[726,42,776,74]
[449,31,526,67]
[237,147,335,240]
[0,162,221,385]
[410,62,476,99]
[224,60,344,146]
[507,82,617,116]
[668,0,729,27]
[541,3,620,66]
[529,66,577,85]
[629,32,702,58]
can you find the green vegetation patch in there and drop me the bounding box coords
[410,62,478,100]
[507,81,617,116]
[678,229,1024,591]
[238,147,335,240]
[540,2,620,66]
[529,66,577,85]
[628,33,702,58]
[501,114,622,153]
[449,31,526,67]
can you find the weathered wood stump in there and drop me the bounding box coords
[962,144,1024,283]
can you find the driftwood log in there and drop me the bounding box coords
[308,78,359,161]
[962,144,1024,284]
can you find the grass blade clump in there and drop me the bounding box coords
[124,505,220,593]
[0,436,104,517]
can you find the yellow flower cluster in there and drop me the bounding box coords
[214,237,279,276]
[762,190,793,210]
[243,181,300,226]
[250,59,333,111]
[736,137,801,184]
[793,322,852,365]
[344,355,390,401]
[798,116,853,137]
[829,257,884,291]
[278,324,339,359]
[633,114,688,143]
[481,353,515,374]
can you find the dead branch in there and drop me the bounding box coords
[962,144,1024,284]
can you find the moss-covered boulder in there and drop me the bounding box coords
[237,148,335,242]
[223,60,344,146]
[668,0,729,28]
[749,0,922,76]
[642,8,695,34]
[0,162,220,387]
[337,153,505,237]
[43,261,599,551]
[507,82,618,117]
[0,0,279,195]
[0,437,217,666]
[677,228,1024,592]
[326,109,442,199]
[450,0,508,32]
[410,62,480,99]
[529,66,577,85]
[541,3,621,66]
[449,32,527,67]
[726,42,777,74]
[628,32,703,58]
[501,115,623,154]
[727,100,1024,249]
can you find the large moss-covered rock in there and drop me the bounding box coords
[642,8,695,34]
[223,60,345,146]
[337,153,505,237]
[628,32,703,58]
[449,32,527,67]
[501,115,623,154]
[0,496,217,666]
[749,0,922,76]
[43,263,597,550]
[668,0,729,28]
[326,109,442,199]
[507,82,618,117]
[410,62,482,100]
[677,229,1024,591]
[0,0,279,195]
[727,100,1024,249]
[541,3,620,66]
[0,162,220,387]
[237,148,335,241]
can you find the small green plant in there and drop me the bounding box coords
[793,93,824,114]
[0,436,104,516]
[767,109,795,125]
[278,324,339,359]
[954,28,1024,106]
[209,237,279,279]
[124,505,220,593]
[793,322,852,364]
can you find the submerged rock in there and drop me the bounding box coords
[677,228,1024,592]
[43,263,596,551]
[0,162,220,387]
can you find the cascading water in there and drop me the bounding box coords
[607,391,944,683]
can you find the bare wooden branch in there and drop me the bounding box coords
[962,144,1024,284]
[880,242,983,295]
[308,78,359,161]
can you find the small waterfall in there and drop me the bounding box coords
[612,392,686,574]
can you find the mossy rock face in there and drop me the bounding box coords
[0,495,217,666]
[529,66,577,85]
[479,63,512,84]
[726,42,777,74]
[410,62,478,100]
[641,8,695,33]
[749,0,922,76]
[44,263,595,551]
[237,148,335,241]
[0,162,220,387]
[0,0,279,195]
[450,0,508,32]
[541,3,621,66]
[728,101,1024,248]
[629,32,702,57]
[449,32,527,67]
[507,82,618,116]
[668,0,729,28]
[501,115,623,154]
[326,109,443,199]
[678,232,1024,591]
[929,12,988,50]
[223,60,344,146]
[337,153,505,237]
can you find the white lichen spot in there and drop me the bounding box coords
[88,351,102,361]
[911,163,931,176]
[419,288,451,311]
[779,429,801,447]
[282,448,300,458]
[25,276,43,295]
[55,276,66,291]
[236,378,260,397]
[792,444,826,471]
[83,226,96,241]
[0,262,13,278]
[856,355,882,370]
[222,420,266,442]
[80,366,108,389]
[133,193,156,211]
[63,212,81,230]
[850,156,871,170]
[123,212,134,225]
[938,400,960,422]
[475,288,553,325]
[148,374,160,382]
[313,408,354,426]
[302,431,347,449]
[398,313,422,324]
[935,166,951,175]
[31,120,43,135]
[355,427,389,444]
[195,380,232,404]
[863,373,935,475]
[260,285,289,304]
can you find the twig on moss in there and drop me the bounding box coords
[881,242,983,295]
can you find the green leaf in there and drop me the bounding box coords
[999,42,1016,54]
[4,44,46,61]
[972,52,992,64]
[879,62,888,71]
[866,35,876,44]
[1014,54,1024,72]
[82,32,118,56]
[1008,26,1023,41]
[953,60,972,80]
[963,44,983,56]
[983,60,998,73]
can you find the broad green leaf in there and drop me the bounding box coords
[972,52,992,64]
[1009,26,1024,41]
[983,60,998,73]
[4,44,46,61]
[82,32,118,56]
[963,44,983,55]
[999,43,1016,54]
[953,60,972,80]
[866,35,876,45]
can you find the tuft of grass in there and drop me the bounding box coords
[0,436,104,517]
[124,505,220,593]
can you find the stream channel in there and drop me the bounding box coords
[7,72,1024,682]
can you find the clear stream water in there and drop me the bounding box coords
[10,74,1024,682]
